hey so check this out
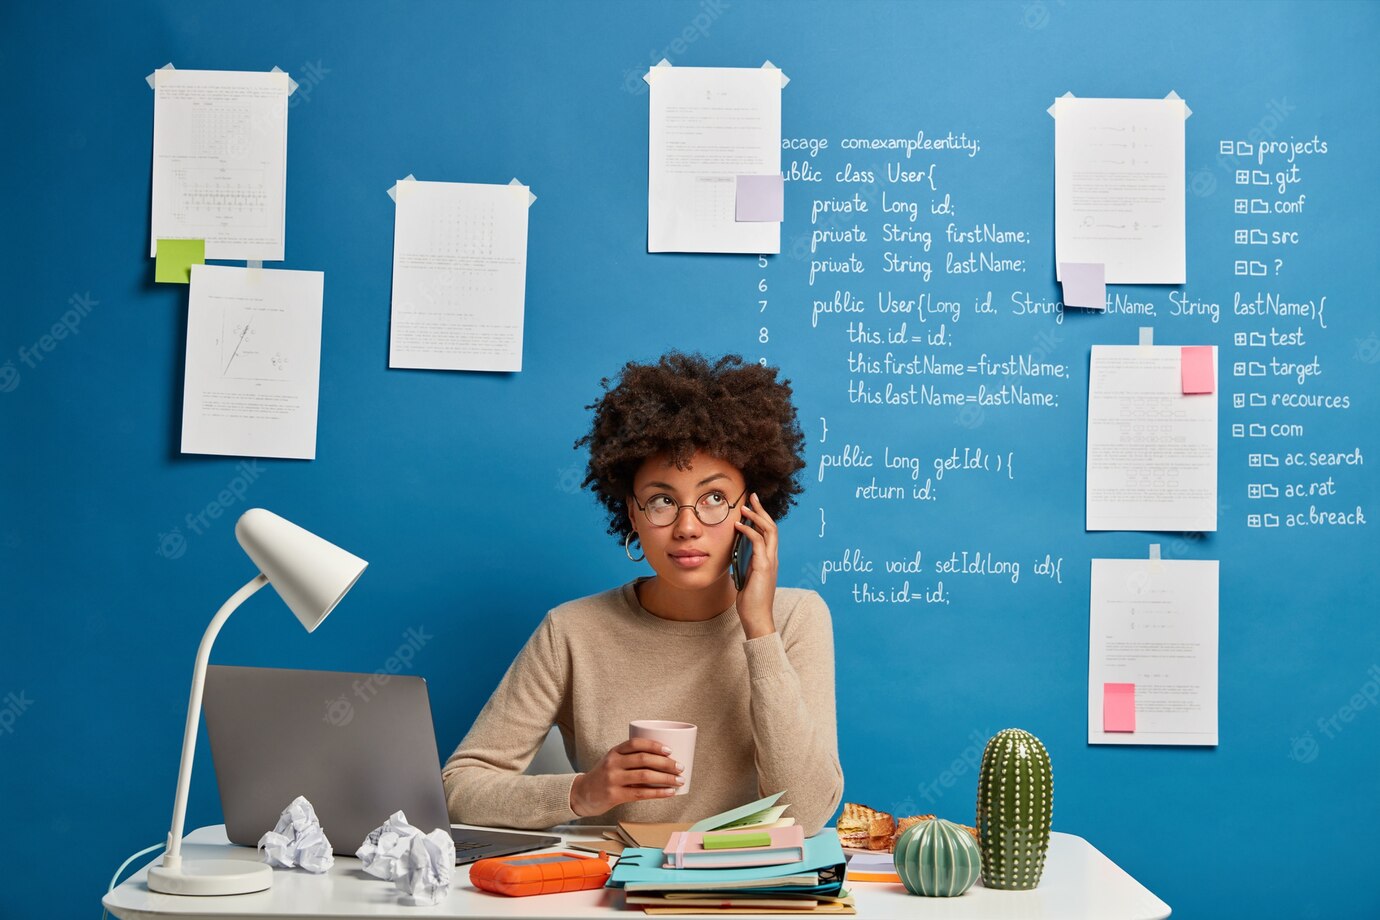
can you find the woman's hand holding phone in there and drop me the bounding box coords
[733,493,779,640]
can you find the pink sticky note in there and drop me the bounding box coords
[1104,683,1136,732]
[736,175,784,222]
[1059,262,1105,309]
[1181,345,1215,394]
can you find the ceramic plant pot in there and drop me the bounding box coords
[894,818,981,897]
[975,728,1053,890]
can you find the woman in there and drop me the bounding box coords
[441,353,843,836]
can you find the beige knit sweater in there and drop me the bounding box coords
[441,579,844,836]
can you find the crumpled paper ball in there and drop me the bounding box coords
[355,810,423,881]
[257,795,334,873]
[395,828,455,905]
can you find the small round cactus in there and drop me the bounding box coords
[894,818,981,897]
[975,728,1053,890]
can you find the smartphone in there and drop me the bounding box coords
[731,525,754,590]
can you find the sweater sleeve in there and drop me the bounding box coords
[440,613,580,829]
[741,591,845,836]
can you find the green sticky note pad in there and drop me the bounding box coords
[703,831,770,850]
[155,239,205,284]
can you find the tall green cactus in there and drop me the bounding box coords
[975,728,1053,890]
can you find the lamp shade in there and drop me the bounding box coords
[234,508,367,632]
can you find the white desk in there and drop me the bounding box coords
[104,825,1171,919]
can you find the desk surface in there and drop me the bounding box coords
[104,825,1170,919]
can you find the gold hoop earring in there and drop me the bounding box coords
[624,531,645,562]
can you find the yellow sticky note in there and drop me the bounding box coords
[155,239,205,284]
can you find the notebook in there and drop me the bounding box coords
[844,852,900,883]
[664,826,806,868]
[609,832,846,898]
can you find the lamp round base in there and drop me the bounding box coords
[148,859,274,896]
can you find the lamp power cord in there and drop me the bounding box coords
[102,842,165,920]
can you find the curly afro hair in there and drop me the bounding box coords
[575,352,807,542]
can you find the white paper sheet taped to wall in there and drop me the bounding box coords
[646,61,785,254]
[149,67,293,261]
[1089,556,1219,746]
[387,178,533,372]
[181,264,324,460]
[1086,343,1218,532]
[1052,93,1189,284]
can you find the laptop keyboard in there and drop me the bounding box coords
[449,830,562,864]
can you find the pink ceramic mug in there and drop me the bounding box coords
[628,720,697,796]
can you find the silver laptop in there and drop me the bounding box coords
[203,665,560,864]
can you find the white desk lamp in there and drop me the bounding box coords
[146,508,367,896]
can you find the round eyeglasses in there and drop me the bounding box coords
[631,487,748,528]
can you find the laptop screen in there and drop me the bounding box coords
[204,665,455,852]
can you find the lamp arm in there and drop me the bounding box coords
[160,573,269,871]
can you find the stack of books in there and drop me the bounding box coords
[663,827,806,869]
[602,789,796,851]
[606,794,853,915]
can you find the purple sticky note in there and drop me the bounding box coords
[1104,683,1136,732]
[1181,346,1215,394]
[736,175,784,222]
[1059,262,1106,309]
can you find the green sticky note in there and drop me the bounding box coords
[155,239,205,284]
[703,831,771,850]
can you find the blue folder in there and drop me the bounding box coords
[607,832,846,897]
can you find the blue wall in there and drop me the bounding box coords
[2,1,1377,917]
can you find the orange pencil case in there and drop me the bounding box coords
[469,850,611,897]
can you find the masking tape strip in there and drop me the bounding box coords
[509,178,537,207]
[270,65,300,96]
[643,58,673,86]
[761,60,789,88]
[148,64,295,95]
[1047,90,1075,117]
[643,59,787,88]
[1139,326,1154,347]
[1149,543,1162,571]
[145,62,175,89]
[1049,90,1189,118]
[386,174,418,202]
